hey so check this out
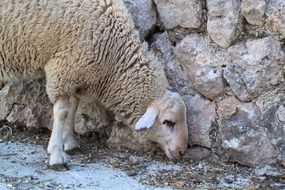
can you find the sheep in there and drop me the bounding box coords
[0,0,189,171]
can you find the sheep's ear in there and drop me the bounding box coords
[134,106,159,132]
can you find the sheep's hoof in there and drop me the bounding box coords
[65,147,83,155]
[49,163,70,171]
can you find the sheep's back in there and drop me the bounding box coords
[0,0,124,81]
[0,0,155,115]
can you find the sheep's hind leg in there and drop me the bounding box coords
[63,96,82,155]
[48,97,70,171]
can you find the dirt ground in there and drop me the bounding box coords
[0,125,285,190]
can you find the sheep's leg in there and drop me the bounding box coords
[63,96,81,155]
[48,97,70,171]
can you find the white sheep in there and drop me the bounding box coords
[0,0,189,170]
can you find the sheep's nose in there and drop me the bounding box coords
[170,146,187,160]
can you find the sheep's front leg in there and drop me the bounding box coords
[48,97,70,171]
[63,96,81,155]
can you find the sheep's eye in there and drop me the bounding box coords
[162,120,175,129]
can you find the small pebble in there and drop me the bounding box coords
[126,171,137,176]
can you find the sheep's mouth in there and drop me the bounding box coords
[164,148,176,160]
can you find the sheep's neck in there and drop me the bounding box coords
[97,50,166,127]
[87,21,167,127]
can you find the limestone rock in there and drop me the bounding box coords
[241,0,266,26]
[174,34,226,100]
[184,146,211,161]
[0,81,52,130]
[207,0,242,48]
[75,100,111,134]
[224,36,285,101]
[150,32,173,62]
[265,0,285,39]
[154,0,202,29]
[256,84,285,165]
[218,96,279,166]
[124,0,157,38]
[183,95,216,148]
[150,32,190,94]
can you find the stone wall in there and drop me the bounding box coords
[1,0,284,167]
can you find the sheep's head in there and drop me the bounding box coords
[134,90,188,160]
